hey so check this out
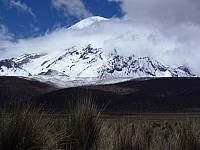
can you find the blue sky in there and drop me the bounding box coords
[0,0,123,38]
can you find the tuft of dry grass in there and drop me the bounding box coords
[174,121,200,150]
[0,102,57,150]
[103,120,153,150]
[60,98,103,150]
[102,119,200,150]
[109,119,137,150]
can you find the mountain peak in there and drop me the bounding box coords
[69,16,109,29]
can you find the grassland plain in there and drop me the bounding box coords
[0,100,200,150]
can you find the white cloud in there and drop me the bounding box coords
[9,0,36,18]
[0,23,14,54]
[109,0,200,24]
[0,24,13,40]
[108,0,200,39]
[52,0,92,19]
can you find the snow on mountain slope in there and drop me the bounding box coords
[0,59,30,76]
[0,45,196,80]
[69,16,108,29]
[98,50,195,78]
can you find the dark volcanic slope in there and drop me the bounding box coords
[0,76,57,104]
[35,77,200,113]
[1,77,200,113]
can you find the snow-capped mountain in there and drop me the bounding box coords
[0,44,195,79]
[0,16,197,87]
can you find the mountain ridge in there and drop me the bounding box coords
[0,45,196,80]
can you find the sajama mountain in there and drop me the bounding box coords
[0,17,196,79]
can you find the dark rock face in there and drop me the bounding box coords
[38,69,68,76]
[0,59,19,69]
[177,66,195,76]
[14,53,46,66]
